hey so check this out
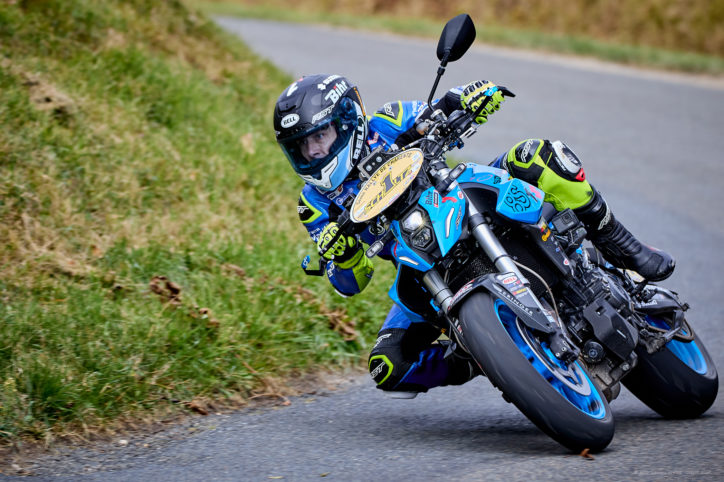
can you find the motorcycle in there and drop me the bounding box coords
[303,14,718,452]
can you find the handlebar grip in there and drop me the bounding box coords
[471,93,492,120]
[317,209,362,258]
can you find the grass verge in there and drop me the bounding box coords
[0,0,393,447]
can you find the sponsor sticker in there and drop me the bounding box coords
[370,361,387,378]
[324,80,349,103]
[450,280,475,307]
[281,113,299,128]
[317,74,341,90]
[311,106,334,123]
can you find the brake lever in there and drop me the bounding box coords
[301,255,326,276]
[470,84,515,120]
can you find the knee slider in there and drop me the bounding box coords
[547,140,586,182]
[507,139,586,183]
[368,330,424,392]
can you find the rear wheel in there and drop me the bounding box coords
[622,315,718,418]
[459,292,615,452]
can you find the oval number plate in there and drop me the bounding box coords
[351,149,424,222]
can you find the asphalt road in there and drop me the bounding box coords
[15,17,724,481]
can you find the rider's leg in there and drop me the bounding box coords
[368,304,478,396]
[499,139,675,281]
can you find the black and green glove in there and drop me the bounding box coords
[460,80,514,124]
[317,222,364,269]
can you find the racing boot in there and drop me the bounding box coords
[574,188,675,281]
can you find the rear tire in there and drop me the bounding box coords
[459,292,615,452]
[623,316,718,418]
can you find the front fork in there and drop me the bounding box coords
[420,182,578,362]
[421,183,531,313]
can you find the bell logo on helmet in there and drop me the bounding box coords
[281,114,300,128]
[353,119,365,160]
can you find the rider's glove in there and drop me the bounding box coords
[460,80,514,124]
[317,222,364,269]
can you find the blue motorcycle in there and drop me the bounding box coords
[309,14,718,452]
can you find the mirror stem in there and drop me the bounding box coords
[427,52,450,106]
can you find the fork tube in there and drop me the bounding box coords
[422,270,454,312]
[465,196,529,283]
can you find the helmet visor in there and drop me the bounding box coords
[279,101,358,177]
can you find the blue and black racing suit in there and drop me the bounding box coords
[297,88,596,394]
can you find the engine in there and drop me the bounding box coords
[558,257,639,400]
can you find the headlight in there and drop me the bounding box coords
[401,210,425,232]
[411,227,433,249]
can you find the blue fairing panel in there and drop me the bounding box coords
[417,186,465,257]
[459,163,543,224]
[457,162,510,186]
[496,178,544,224]
[390,222,434,271]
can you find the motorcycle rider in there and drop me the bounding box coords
[273,74,675,396]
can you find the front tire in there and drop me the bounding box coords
[623,315,718,418]
[459,292,615,452]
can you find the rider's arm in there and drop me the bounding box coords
[393,81,509,147]
[367,100,427,151]
[392,88,463,147]
[298,188,374,296]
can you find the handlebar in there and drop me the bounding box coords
[301,88,514,277]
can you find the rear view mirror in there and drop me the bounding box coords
[436,14,476,63]
[427,14,477,105]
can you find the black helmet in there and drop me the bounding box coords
[273,74,367,191]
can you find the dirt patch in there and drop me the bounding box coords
[2,58,76,122]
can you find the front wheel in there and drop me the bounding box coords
[458,292,615,452]
[622,315,718,418]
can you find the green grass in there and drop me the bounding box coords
[194,1,724,76]
[0,0,394,444]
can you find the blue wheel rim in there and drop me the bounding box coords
[645,315,708,375]
[494,299,607,419]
